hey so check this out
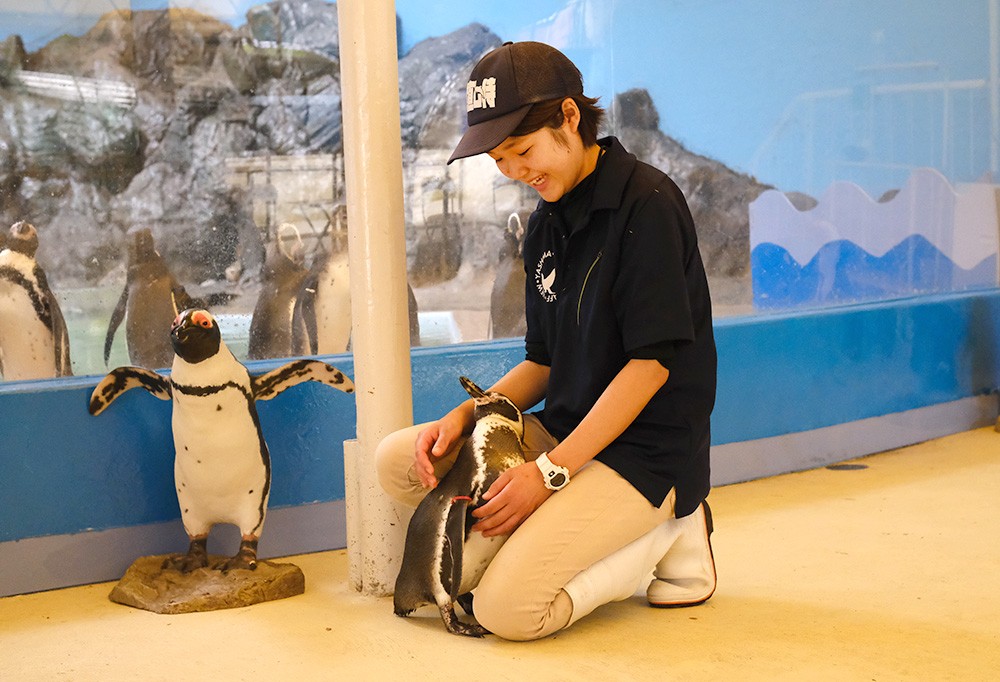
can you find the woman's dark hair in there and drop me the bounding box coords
[511,94,605,147]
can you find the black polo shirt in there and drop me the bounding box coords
[523,136,717,517]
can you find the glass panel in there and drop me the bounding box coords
[1,1,997,384]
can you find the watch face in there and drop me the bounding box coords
[549,472,566,488]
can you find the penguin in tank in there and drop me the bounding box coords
[489,212,528,339]
[295,210,421,353]
[0,221,72,381]
[104,228,198,370]
[248,224,310,360]
[393,376,526,637]
[89,308,355,572]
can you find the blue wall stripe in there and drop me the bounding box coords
[1,290,998,544]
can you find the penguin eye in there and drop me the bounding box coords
[192,311,213,328]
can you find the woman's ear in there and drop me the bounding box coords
[561,97,582,135]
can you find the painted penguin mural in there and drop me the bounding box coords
[89,308,355,573]
[104,228,198,370]
[0,221,72,380]
[393,376,526,637]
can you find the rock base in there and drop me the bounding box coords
[109,554,305,614]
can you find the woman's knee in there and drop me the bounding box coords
[473,574,571,641]
[374,427,421,505]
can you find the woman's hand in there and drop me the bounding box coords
[413,410,468,488]
[470,462,552,537]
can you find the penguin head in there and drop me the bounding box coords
[170,308,221,364]
[502,212,526,259]
[263,239,303,279]
[459,376,524,436]
[127,228,158,265]
[8,222,39,257]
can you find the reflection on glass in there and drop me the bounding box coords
[1,0,997,384]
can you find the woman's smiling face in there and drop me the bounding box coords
[487,99,595,203]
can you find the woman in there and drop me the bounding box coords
[376,41,717,640]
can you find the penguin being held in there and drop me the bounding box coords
[89,308,355,573]
[393,376,526,637]
[104,228,198,370]
[0,221,72,380]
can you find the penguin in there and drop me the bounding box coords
[297,213,421,353]
[89,308,355,573]
[299,242,352,354]
[248,229,310,360]
[0,221,72,380]
[104,228,198,370]
[393,376,526,637]
[489,212,527,339]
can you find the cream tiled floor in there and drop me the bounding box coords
[2,427,998,681]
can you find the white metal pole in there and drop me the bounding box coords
[337,0,413,596]
[990,0,999,178]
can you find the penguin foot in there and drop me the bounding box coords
[216,539,259,573]
[456,592,475,616]
[440,604,490,638]
[161,537,209,573]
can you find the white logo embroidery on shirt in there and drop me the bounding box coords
[535,250,557,302]
[467,77,497,112]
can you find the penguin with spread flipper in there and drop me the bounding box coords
[89,308,355,573]
[0,221,72,380]
[393,376,526,637]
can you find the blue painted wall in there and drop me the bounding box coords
[3,292,998,547]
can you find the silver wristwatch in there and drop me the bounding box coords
[535,452,570,491]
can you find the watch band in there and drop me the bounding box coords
[535,452,570,491]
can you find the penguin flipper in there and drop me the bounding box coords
[89,366,172,415]
[171,283,200,312]
[104,285,129,365]
[437,496,488,637]
[50,294,73,377]
[297,272,319,355]
[251,359,355,401]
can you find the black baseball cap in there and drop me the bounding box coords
[448,41,584,164]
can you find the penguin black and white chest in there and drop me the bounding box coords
[169,309,269,569]
[0,221,72,380]
[393,376,526,637]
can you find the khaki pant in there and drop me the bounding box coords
[375,415,676,641]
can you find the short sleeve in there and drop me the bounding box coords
[612,184,696,354]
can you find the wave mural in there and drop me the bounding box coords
[749,168,1000,309]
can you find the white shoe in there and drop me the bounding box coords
[646,501,716,607]
[563,514,687,627]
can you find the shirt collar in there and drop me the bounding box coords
[540,136,633,239]
[590,136,635,212]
